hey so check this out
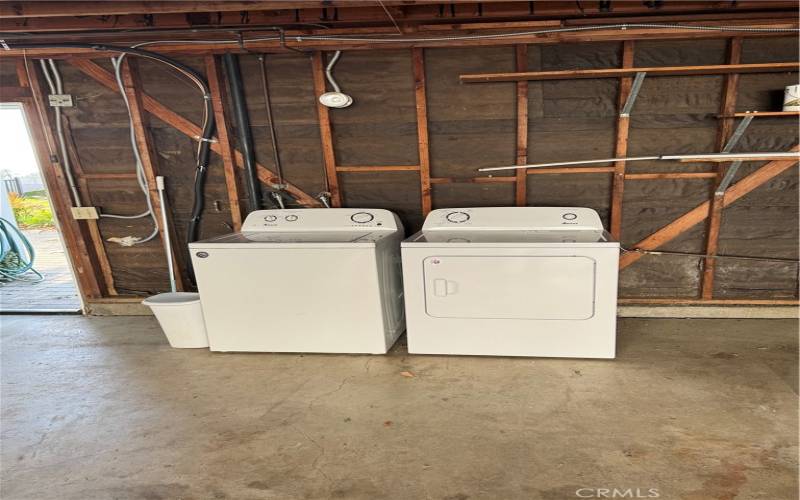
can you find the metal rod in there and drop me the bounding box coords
[478,152,799,172]
[156,176,176,293]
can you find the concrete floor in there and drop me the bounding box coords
[1,316,797,500]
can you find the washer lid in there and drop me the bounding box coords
[192,230,389,245]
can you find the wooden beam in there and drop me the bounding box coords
[336,165,421,172]
[431,177,516,184]
[22,61,104,299]
[619,147,799,270]
[68,59,319,207]
[12,21,796,58]
[311,51,342,207]
[618,298,799,306]
[120,58,186,292]
[413,48,433,216]
[460,62,799,83]
[527,167,615,175]
[609,40,634,241]
[514,44,528,206]
[79,173,139,180]
[702,37,742,300]
[205,55,244,231]
[625,172,717,180]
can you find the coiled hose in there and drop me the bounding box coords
[0,217,43,283]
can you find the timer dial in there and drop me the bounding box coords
[350,212,375,224]
[263,215,277,222]
[446,211,470,223]
[285,214,299,222]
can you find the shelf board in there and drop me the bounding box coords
[718,111,800,118]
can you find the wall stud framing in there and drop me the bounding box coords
[412,47,433,216]
[69,59,320,207]
[514,44,528,206]
[609,40,634,240]
[22,58,104,299]
[701,37,743,299]
[311,51,342,207]
[620,148,798,270]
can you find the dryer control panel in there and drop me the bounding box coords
[422,207,604,231]
[242,209,401,232]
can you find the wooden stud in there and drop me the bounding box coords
[514,44,528,206]
[460,62,800,83]
[311,51,342,207]
[23,60,104,299]
[701,37,743,300]
[619,148,799,270]
[625,172,718,180]
[205,55,244,231]
[412,48,433,216]
[69,59,320,207]
[528,166,615,175]
[120,58,186,291]
[609,41,634,241]
[336,165,421,172]
[430,177,516,184]
[721,111,800,118]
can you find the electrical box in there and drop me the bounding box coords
[48,94,74,107]
[71,206,99,220]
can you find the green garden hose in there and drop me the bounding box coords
[0,217,43,283]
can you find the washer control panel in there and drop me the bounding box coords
[422,207,604,231]
[242,209,400,231]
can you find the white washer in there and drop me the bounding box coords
[401,207,619,358]
[189,209,405,353]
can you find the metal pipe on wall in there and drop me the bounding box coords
[222,53,262,213]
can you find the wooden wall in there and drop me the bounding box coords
[0,35,797,302]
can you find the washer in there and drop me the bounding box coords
[189,209,405,353]
[401,207,619,358]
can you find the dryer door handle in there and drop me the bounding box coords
[432,279,458,297]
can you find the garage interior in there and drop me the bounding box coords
[0,1,798,499]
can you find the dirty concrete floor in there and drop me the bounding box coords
[1,316,797,500]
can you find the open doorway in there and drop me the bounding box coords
[0,103,81,313]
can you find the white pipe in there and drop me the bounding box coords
[156,176,176,293]
[478,152,800,172]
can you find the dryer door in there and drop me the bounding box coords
[423,255,595,320]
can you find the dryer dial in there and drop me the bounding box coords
[446,211,470,223]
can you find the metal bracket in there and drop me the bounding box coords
[715,114,755,196]
[620,71,646,117]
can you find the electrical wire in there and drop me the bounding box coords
[621,246,799,264]
[38,60,82,206]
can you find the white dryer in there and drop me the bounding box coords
[401,207,619,358]
[189,209,405,353]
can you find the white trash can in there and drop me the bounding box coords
[142,292,209,348]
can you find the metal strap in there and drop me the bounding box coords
[620,71,646,117]
[715,115,755,195]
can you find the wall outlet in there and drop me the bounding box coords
[48,94,74,107]
[71,206,99,220]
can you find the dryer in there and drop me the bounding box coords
[189,209,405,353]
[401,207,619,358]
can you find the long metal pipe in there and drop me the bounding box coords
[222,53,261,213]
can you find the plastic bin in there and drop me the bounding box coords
[142,292,209,348]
